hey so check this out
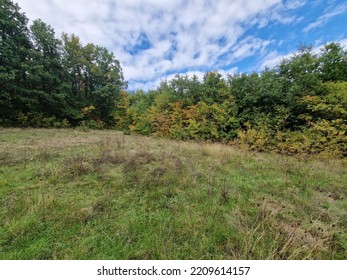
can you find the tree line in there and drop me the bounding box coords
[1,0,346,156]
[116,44,347,157]
[1,0,126,128]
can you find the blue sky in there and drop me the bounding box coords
[15,0,347,91]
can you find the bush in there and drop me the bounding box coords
[235,123,272,151]
[53,119,70,128]
[16,113,70,128]
[78,120,106,130]
[276,120,346,157]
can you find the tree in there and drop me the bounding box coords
[0,0,32,124]
[278,44,321,97]
[28,19,64,117]
[88,45,127,122]
[228,72,259,125]
[201,71,229,104]
[169,74,190,100]
[61,33,127,124]
[0,0,127,126]
[319,42,347,82]
[277,45,322,128]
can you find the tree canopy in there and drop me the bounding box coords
[0,0,126,127]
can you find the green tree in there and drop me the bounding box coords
[28,19,64,118]
[278,45,322,128]
[0,0,32,124]
[201,71,229,104]
[61,33,126,124]
[319,42,347,82]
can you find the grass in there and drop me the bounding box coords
[0,128,346,260]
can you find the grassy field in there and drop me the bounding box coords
[0,128,346,259]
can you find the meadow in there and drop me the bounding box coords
[0,128,346,259]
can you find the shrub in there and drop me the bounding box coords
[276,119,346,157]
[53,119,70,128]
[78,120,106,129]
[236,123,272,152]
[16,113,70,128]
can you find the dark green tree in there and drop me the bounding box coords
[27,19,65,117]
[277,45,322,128]
[201,71,229,104]
[0,0,32,124]
[319,42,347,82]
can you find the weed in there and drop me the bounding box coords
[65,155,94,178]
[220,186,229,204]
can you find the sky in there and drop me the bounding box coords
[14,0,347,91]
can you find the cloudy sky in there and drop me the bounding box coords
[14,0,347,90]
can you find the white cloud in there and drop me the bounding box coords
[259,37,347,70]
[129,67,238,91]
[339,38,347,49]
[14,0,306,90]
[303,3,347,32]
[259,51,292,70]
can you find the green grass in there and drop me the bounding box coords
[0,128,346,259]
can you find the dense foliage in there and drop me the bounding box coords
[1,0,346,156]
[0,0,126,127]
[119,46,347,157]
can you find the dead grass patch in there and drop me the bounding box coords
[65,156,94,178]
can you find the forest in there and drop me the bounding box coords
[1,0,347,157]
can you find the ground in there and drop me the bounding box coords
[0,128,346,259]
